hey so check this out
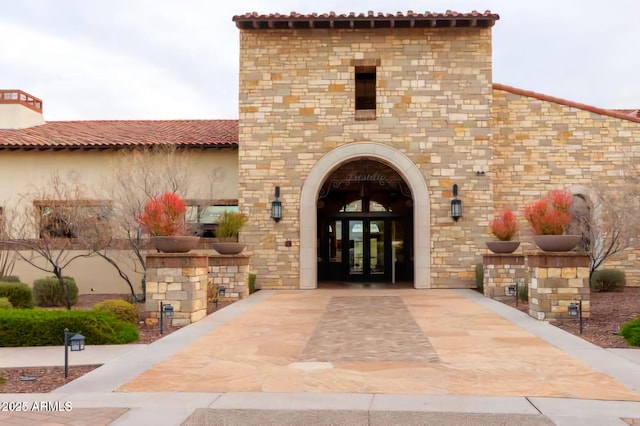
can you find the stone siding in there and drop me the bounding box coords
[145,254,209,326]
[482,254,527,298]
[492,88,640,285]
[239,28,494,288]
[527,253,591,321]
[208,255,250,300]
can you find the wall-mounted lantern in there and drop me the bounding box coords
[451,184,462,221]
[271,186,282,223]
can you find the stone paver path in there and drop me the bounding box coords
[118,289,640,400]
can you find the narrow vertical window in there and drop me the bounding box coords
[355,66,376,111]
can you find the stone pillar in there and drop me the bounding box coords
[527,253,590,321]
[482,254,527,298]
[145,253,209,326]
[208,254,250,303]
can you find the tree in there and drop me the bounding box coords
[569,186,640,279]
[96,145,193,301]
[1,173,108,309]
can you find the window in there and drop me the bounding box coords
[355,66,376,111]
[36,201,111,239]
[185,201,239,237]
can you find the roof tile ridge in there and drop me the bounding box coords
[493,83,640,124]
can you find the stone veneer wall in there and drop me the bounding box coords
[527,253,590,321]
[208,255,250,301]
[238,27,494,289]
[145,254,209,326]
[482,254,527,298]
[492,88,640,285]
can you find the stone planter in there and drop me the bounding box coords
[485,241,520,254]
[212,242,246,255]
[151,236,200,253]
[532,235,581,252]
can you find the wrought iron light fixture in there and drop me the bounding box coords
[271,186,282,223]
[450,184,462,221]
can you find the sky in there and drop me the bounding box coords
[1,0,638,121]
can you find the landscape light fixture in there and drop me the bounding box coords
[271,186,282,222]
[451,184,462,221]
[159,301,174,335]
[64,328,85,378]
[568,300,583,334]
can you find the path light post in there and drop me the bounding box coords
[159,301,174,335]
[64,328,85,378]
[508,283,518,307]
[568,300,583,334]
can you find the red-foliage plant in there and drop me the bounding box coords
[489,209,518,241]
[523,189,573,235]
[136,192,187,236]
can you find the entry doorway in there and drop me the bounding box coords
[317,159,413,284]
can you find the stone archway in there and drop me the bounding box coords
[300,143,430,289]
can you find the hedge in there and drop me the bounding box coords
[0,309,139,347]
[33,277,79,307]
[93,299,138,324]
[620,317,640,347]
[590,269,626,292]
[0,282,34,308]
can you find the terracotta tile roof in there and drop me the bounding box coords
[613,109,640,119]
[493,83,640,124]
[234,10,499,30]
[0,119,238,150]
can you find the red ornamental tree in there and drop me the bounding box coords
[136,192,186,236]
[523,189,573,235]
[489,209,518,241]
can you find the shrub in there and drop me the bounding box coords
[0,276,21,283]
[0,282,34,308]
[33,277,79,307]
[489,209,518,241]
[590,269,626,292]
[0,297,12,309]
[523,189,573,235]
[93,299,138,324]
[620,317,640,347]
[0,309,139,346]
[215,211,247,240]
[518,282,529,303]
[136,192,187,236]
[475,263,484,293]
[249,273,257,294]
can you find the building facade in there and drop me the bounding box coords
[1,10,639,294]
[233,11,640,290]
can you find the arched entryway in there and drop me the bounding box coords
[317,159,413,283]
[300,143,431,289]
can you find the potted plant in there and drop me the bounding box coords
[136,192,199,253]
[523,189,580,252]
[212,211,247,255]
[486,209,520,254]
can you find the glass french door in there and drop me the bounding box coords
[347,219,386,279]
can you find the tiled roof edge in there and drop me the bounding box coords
[493,83,640,124]
[234,10,499,30]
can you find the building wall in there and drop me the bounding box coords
[238,27,495,288]
[491,88,640,285]
[0,149,238,293]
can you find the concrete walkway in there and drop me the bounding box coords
[1,288,640,425]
